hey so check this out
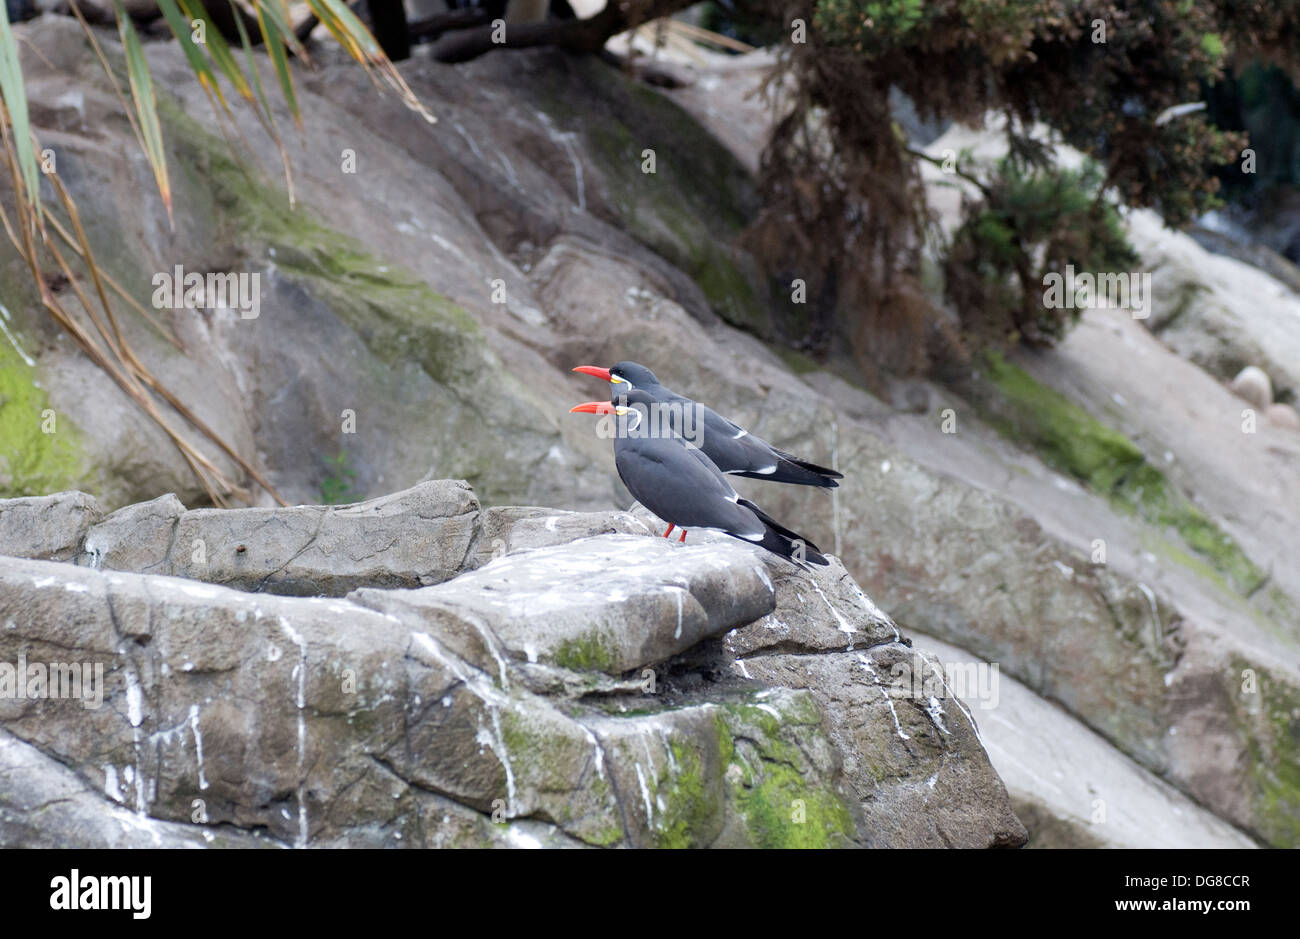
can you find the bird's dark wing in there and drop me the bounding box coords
[613,435,764,538]
[697,406,841,487]
[648,385,838,487]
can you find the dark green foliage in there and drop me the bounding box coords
[945,158,1137,349]
[746,0,1294,375]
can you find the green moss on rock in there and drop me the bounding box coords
[717,697,855,848]
[0,333,91,498]
[550,631,618,673]
[978,351,1266,596]
[1232,657,1300,847]
[649,739,717,849]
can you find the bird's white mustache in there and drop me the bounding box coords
[594,401,706,445]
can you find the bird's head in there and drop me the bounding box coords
[569,387,656,432]
[572,361,661,394]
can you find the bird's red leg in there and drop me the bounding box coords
[678,530,687,543]
[663,524,675,538]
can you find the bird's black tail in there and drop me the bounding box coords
[732,450,843,488]
[736,499,830,566]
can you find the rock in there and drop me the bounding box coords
[464,506,654,568]
[0,730,275,848]
[0,555,621,847]
[909,632,1257,848]
[2,482,482,596]
[1267,403,1300,430]
[1230,365,1273,410]
[0,493,1023,848]
[79,493,186,573]
[738,647,1026,847]
[0,491,102,562]
[3,13,1294,850]
[351,534,777,675]
[167,480,479,595]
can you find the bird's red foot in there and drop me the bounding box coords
[678,530,687,543]
[663,524,675,538]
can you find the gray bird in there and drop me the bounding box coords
[570,388,829,565]
[574,362,842,488]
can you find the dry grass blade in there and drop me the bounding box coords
[254,2,301,128]
[112,0,174,228]
[233,7,296,206]
[178,0,255,103]
[44,170,287,505]
[306,0,436,124]
[663,18,756,54]
[156,0,228,109]
[0,114,228,504]
[43,211,186,351]
[6,0,440,509]
[1,94,285,506]
[69,1,149,150]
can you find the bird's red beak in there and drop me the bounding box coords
[572,365,614,382]
[569,401,616,415]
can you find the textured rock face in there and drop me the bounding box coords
[352,535,777,675]
[2,18,1294,849]
[0,484,1025,848]
[0,492,103,562]
[908,634,1255,849]
[77,480,478,594]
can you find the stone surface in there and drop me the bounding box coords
[0,492,1024,848]
[908,633,1256,848]
[1230,365,1274,410]
[352,534,776,675]
[1,16,1297,848]
[0,730,276,848]
[1267,403,1300,430]
[79,493,185,574]
[167,480,479,595]
[0,491,102,562]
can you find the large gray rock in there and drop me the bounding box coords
[0,491,102,562]
[166,480,479,594]
[464,506,654,568]
[80,493,185,573]
[352,534,776,675]
[66,481,479,595]
[0,730,277,848]
[906,633,1256,849]
[0,495,1024,848]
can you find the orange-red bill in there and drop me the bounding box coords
[572,365,613,382]
[569,401,616,415]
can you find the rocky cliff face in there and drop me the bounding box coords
[0,484,1025,848]
[0,16,1296,847]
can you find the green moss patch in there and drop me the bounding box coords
[1232,657,1300,847]
[717,698,855,848]
[0,332,90,498]
[550,630,618,673]
[977,351,1267,596]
